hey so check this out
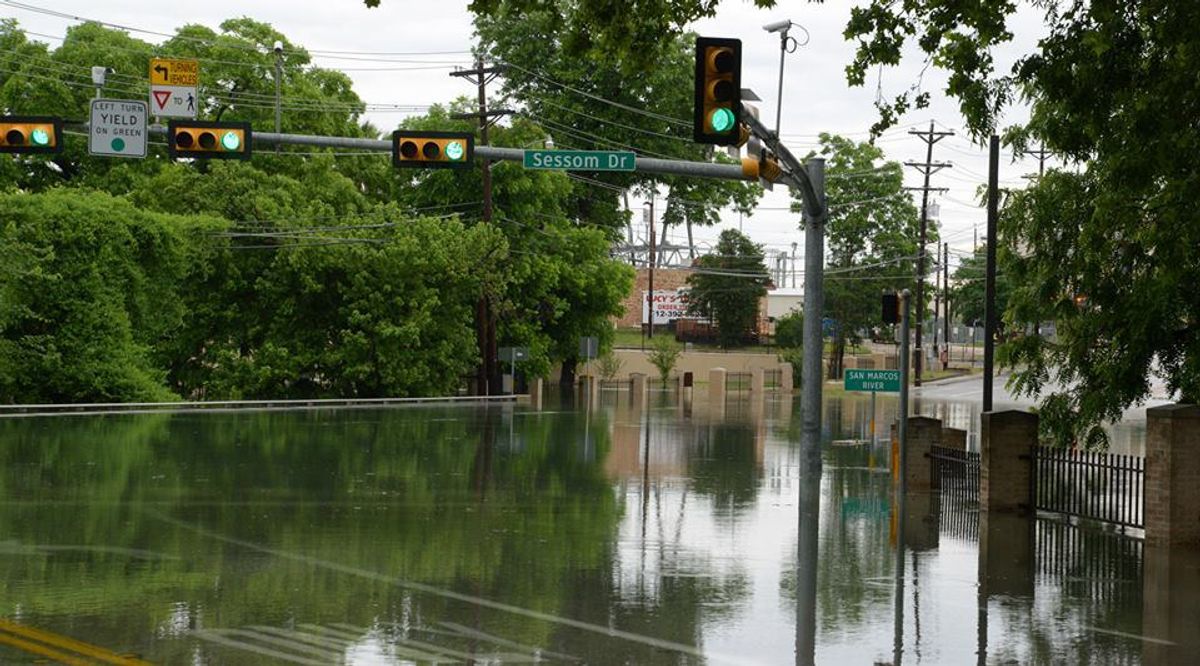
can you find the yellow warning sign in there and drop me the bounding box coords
[149,58,199,86]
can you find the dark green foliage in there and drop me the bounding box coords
[0,20,637,402]
[846,1,1200,444]
[795,135,922,378]
[950,243,1009,329]
[774,310,804,349]
[0,190,211,402]
[685,229,768,348]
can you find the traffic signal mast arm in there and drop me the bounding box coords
[738,103,826,222]
[136,125,759,182]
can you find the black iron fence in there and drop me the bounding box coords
[929,445,980,502]
[764,368,782,389]
[1034,446,1144,529]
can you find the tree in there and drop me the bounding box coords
[0,190,215,403]
[792,135,922,379]
[845,1,1200,445]
[473,4,761,243]
[686,229,769,348]
[950,243,1009,330]
[774,310,804,349]
[647,335,682,383]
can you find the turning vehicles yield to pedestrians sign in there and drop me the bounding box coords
[148,58,198,118]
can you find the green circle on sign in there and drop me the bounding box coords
[709,108,735,133]
[30,128,51,146]
[111,137,126,152]
[445,140,465,161]
[221,132,241,151]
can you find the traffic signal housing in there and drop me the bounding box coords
[694,37,741,146]
[392,131,474,169]
[0,116,63,154]
[168,120,251,160]
[882,292,900,324]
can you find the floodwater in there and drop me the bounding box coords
[0,388,1195,664]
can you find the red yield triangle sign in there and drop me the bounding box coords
[152,90,172,110]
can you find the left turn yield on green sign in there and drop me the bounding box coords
[89,99,147,158]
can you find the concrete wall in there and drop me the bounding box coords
[569,349,790,383]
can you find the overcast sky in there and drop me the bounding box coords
[3,0,1055,277]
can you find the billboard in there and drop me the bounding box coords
[641,289,701,324]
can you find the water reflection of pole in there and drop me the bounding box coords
[893,289,912,665]
[794,437,821,666]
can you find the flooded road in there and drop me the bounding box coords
[0,388,1192,664]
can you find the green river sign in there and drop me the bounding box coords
[843,369,901,393]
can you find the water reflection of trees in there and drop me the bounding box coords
[0,407,716,663]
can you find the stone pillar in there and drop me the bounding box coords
[751,368,765,394]
[630,372,647,404]
[941,427,967,451]
[906,416,942,493]
[1145,404,1200,547]
[528,377,543,410]
[780,363,794,392]
[709,368,727,414]
[980,410,1038,515]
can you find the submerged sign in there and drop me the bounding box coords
[524,149,636,172]
[844,369,901,393]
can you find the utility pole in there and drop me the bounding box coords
[933,248,941,361]
[647,193,656,340]
[942,242,950,370]
[451,59,511,395]
[273,41,283,154]
[1023,142,1055,177]
[904,121,953,386]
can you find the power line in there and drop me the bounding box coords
[497,60,692,128]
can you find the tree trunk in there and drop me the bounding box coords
[559,354,577,392]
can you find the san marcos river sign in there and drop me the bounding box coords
[844,369,901,393]
[524,149,636,172]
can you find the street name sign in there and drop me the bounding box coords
[524,149,636,172]
[89,99,147,158]
[149,58,199,118]
[844,369,901,393]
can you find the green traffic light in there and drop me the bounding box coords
[30,128,51,146]
[709,108,735,134]
[221,131,241,151]
[445,140,465,161]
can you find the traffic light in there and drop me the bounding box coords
[392,130,473,169]
[0,116,63,154]
[167,120,251,160]
[693,37,741,145]
[882,292,900,324]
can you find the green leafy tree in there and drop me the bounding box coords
[774,310,804,349]
[950,243,1009,330]
[647,335,682,383]
[686,229,769,348]
[0,190,217,402]
[844,1,1200,445]
[792,135,922,378]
